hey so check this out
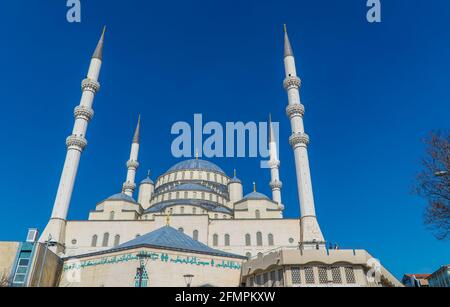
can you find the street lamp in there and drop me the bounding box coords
[37,234,57,287]
[183,274,194,287]
[136,251,151,288]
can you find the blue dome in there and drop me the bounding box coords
[168,159,225,174]
[243,191,270,201]
[106,193,136,203]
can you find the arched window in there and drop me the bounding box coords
[201,192,205,200]
[256,232,263,246]
[255,210,261,219]
[190,172,194,179]
[193,207,197,215]
[207,173,210,181]
[193,192,197,199]
[184,191,188,199]
[213,234,219,246]
[245,234,251,246]
[176,192,180,199]
[224,234,230,246]
[193,230,199,241]
[168,193,172,200]
[109,211,115,221]
[180,206,185,214]
[214,214,218,219]
[102,233,109,247]
[209,194,213,201]
[91,235,98,247]
[178,227,184,233]
[114,235,120,247]
[136,234,141,238]
[268,234,274,246]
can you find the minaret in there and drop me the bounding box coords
[268,114,283,209]
[122,115,141,197]
[41,27,106,252]
[283,25,325,247]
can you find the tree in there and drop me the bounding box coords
[414,131,450,240]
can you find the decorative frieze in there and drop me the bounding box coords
[126,160,140,170]
[270,180,283,190]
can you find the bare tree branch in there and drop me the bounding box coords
[413,131,450,241]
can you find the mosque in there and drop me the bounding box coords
[0,26,402,287]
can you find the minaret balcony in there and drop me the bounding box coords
[122,181,137,191]
[283,76,301,90]
[81,78,100,93]
[270,180,283,190]
[66,135,88,151]
[74,106,94,122]
[126,160,140,170]
[286,103,305,119]
[289,132,310,148]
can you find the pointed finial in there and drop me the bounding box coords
[166,211,172,226]
[133,115,141,144]
[195,148,199,160]
[253,182,256,192]
[92,26,106,60]
[147,170,151,178]
[283,24,294,58]
[234,169,237,178]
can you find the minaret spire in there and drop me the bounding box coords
[123,115,141,196]
[41,28,105,253]
[92,26,106,60]
[284,24,294,58]
[268,114,283,208]
[282,26,325,248]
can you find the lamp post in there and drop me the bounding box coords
[37,235,57,287]
[136,251,151,288]
[183,274,194,287]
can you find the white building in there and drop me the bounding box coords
[0,26,402,287]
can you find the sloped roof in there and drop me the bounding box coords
[106,193,137,203]
[243,191,270,200]
[111,226,245,259]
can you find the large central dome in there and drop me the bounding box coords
[167,159,225,174]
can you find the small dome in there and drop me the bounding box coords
[243,191,270,201]
[140,177,154,185]
[106,193,136,203]
[229,177,242,184]
[167,159,225,174]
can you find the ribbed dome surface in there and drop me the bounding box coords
[167,159,225,174]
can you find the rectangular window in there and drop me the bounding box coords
[318,267,329,284]
[278,269,285,287]
[332,267,342,284]
[345,267,356,284]
[263,273,269,287]
[291,267,301,284]
[304,266,315,284]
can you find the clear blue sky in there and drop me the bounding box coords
[0,1,448,279]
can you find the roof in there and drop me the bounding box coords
[404,274,431,279]
[140,177,154,185]
[243,191,270,201]
[111,226,245,259]
[167,159,225,174]
[170,183,213,192]
[106,193,137,203]
[229,177,242,184]
[144,199,232,215]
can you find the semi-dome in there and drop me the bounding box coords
[243,191,270,201]
[167,159,225,174]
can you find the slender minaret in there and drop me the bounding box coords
[41,27,106,252]
[283,25,325,247]
[268,114,283,208]
[122,115,141,197]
